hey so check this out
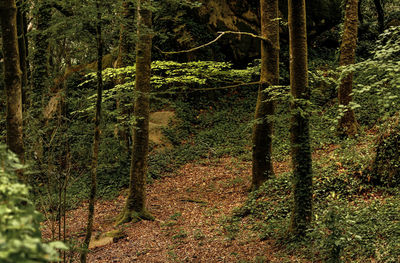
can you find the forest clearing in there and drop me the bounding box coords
[1,0,400,262]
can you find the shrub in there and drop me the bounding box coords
[0,145,66,262]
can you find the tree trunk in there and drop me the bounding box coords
[80,2,103,262]
[32,1,51,103]
[16,0,27,106]
[117,0,154,225]
[114,0,136,154]
[0,0,25,164]
[288,0,313,237]
[115,0,136,68]
[373,0,384,33]
[337,0,359,137]
[251,0,279,190]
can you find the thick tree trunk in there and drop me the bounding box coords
[373,0,384,33]
[288,0,313,237]
[0,0,25,164]
[80,2,103,263]
[32,1,51,102]
[338,0,359,137]
[251,0,279,190]
[117,0,154,225]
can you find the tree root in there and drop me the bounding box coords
[115,209,154,226]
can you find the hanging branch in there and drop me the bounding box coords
[153,81,262,94]
[159,31,279,55]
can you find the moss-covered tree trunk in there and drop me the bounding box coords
[338,0,359,137]
[80,2,103,263]
[0,0,24,164]
[32,1,51,102]
[117,0,154,225]
[288,0,313,237]
[251,0,279,190]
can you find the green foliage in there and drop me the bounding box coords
[233,173,292,241]
[0,145,66,263]
[226,132,400,262]
[149,89,256,178]
[310,197,400,263]
[79,61,254,116]
[368,113,400,187]
[346,26,400,125]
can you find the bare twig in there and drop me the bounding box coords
[153,81,261,94]
[159,31,278,55]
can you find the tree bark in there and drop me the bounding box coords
[251,0,279,190]
[115,0,136,68]
[338,0,359,137]
[80,2,103,262]
[0,0,25,164]
[16,0,27,106]
[373,0,384,33]
[117,0,154,225]
[32,1,51,103]
[288,0,313,237]
[114,0,136,154]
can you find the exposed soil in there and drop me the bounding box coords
[42,157,294,262]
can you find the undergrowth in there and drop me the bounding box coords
[224,135,400,262]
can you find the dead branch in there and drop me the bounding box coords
[159,31,278,55]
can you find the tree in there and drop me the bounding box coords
[32,0,51,103]
[288,0,313,237]
[80,1,104,262]
[373,0,384,33]
[337,0,359,137]
[115,0,136,68]
[251,0,279,190]
[114,0,137,154]
[0,0,25,164]
[16,0,28,104]
[117,0,154,224]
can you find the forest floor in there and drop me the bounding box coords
[42,157,302,263]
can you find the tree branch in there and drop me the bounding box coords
[159,31,278,55]
[153,81,261,94]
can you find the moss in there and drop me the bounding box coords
[115,209,154,226]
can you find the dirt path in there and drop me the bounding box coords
[44,158,289,262]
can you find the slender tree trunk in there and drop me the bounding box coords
[16,0,27,106]
[358,0,363,25]
[115,0,136,68]
[288,0,313,237]
[117,0,154,225]
[373,0,384,33]
[251,0,279,190]
[80,3,103,262]
[32,1,51,102]
[1,0,25,164]
[114,0,136,154]
[338,0,359,137]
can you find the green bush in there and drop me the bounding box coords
[0,145,66,262]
